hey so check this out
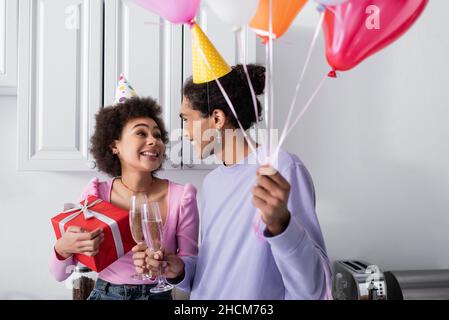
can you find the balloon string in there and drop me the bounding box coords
[235,27,246,65]
[268,0,274,165]
[277,12,324,159]
[262,0,274,164]
[236,27,267,152]
[271,73,328,165]
[285,74,328,137]
[192,25,262,165]
[212,79,261,165]
[264,42,270,163]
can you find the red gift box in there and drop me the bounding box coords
[51,195,135,272]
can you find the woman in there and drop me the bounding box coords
[133,64,333,299]
[50,96,199,300]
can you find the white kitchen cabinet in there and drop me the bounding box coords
[17,0,256,171]
[17,0,103,171]
[103,0,183,170]
[181,5,257,169]
[0,0,18,95]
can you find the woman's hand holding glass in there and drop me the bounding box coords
[131,243,154,279]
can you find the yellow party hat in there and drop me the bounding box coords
[191,22,232,84]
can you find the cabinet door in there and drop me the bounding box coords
[0,0,18,95]
[18,0,103,171]
[104,0,183,170]
[181,5,257,169]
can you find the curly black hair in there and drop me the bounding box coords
[90,96,169,177]
[183,64,266,130]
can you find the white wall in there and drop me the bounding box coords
[1,0,448,299]
[257,0,449,272]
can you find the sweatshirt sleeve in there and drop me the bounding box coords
[169,255,198,293]
[49,178,102,282]
[168,184,200,293]
[265,162,333,300]
[176,184,200,256]
[49,249,76,282]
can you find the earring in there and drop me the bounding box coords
[216,129,222,145]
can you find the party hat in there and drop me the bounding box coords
[191,22,232,84]
[113,73,137,105]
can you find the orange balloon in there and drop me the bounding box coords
[250,0,308,43]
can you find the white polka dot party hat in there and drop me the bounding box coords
[191,22,232,84]
[113,73,137,105]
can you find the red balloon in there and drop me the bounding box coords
[323,0,429,75]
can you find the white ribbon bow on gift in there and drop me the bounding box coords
[63,198,103,219]
[59,197,125,258]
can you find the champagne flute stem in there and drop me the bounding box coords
[156,267,165,287]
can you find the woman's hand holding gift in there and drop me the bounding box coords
[55,226,104,259]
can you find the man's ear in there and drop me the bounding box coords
[211,108,226,130]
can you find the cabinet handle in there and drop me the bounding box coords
[169,160,181,169]
[184,163,194,169]
[87,160,97,169]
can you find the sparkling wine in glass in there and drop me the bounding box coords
[129,193,151,280]
[142,201,173,293]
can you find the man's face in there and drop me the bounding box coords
[179,97,216,159]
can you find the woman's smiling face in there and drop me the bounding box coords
[113,117,166,173]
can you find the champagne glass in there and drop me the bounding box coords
[141,201,173,293]
[129,193,151,280]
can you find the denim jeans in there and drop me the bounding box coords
[87,278,172,300]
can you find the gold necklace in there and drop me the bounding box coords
[119,177,153,194]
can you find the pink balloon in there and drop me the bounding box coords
[323,0,429,74]
[134,0,200,24]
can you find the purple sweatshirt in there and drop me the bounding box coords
[175,148,333,299]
